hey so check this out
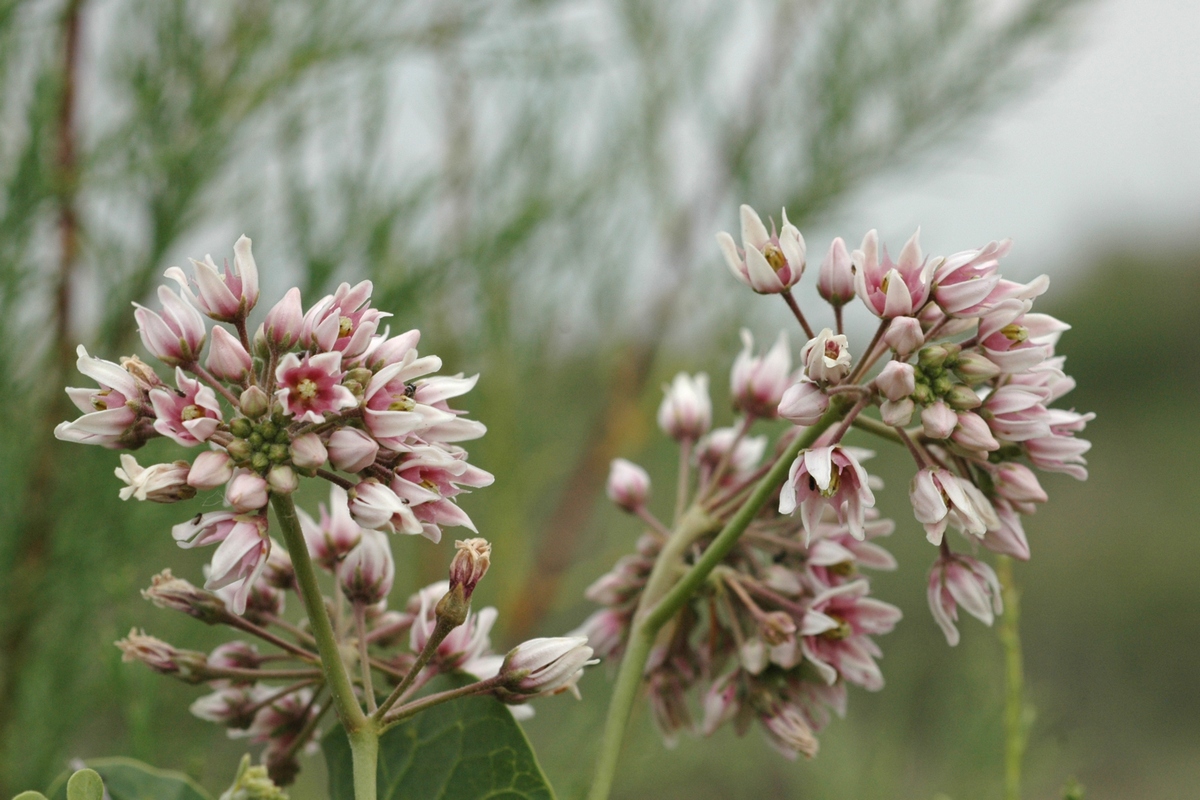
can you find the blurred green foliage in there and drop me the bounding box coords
[9,2,1195,800]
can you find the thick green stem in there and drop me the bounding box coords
[270,494,366,733]
[586,398,848,800]
[997,556,1028,800]
[349,726,379,800]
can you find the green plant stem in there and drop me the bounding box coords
[997,555,1027,800]
[587,398,848,800]
[374,614,456,722]
[850,413,904,444]
[271,493,377,800]
[380,674,508,732]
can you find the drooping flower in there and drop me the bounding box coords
[908,468,999,545]
[55,346,154,449]
[114,455,194,502]
[134,283,208,366]
[731,329,792,418]
[172,512,270,615]
[340,529,395,605]
[927,553,1003,646]
[779,446,875,541]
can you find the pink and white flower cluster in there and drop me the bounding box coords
[578,205,1091,759]
[55,235,490,613]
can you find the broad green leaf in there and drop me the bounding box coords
[323,675,555,800]
[46,758,211,800]
[13,792,48,800]
[66,770,103,800]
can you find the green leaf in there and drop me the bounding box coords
[13,792,49,800]
[46,758,212,800]
[66,770,103,800]
[323,674,555,800]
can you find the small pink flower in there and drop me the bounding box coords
[700,672,741,737]
[191,685,270,729]
[205,326,252,382]
[134,283,208,366]
[779,446,875,541]
[717,205,806,294]
[114,455,194,502]
[167,235,260,322]
[55,346,152,449]
[607,458,650,512]
[188,450,233,490]
[817,237,855,306]
[149,368,223,446]
[263,287,304,350]
[931,239,1009,317]
[982,386,1050,442]
[362,328,421,370]
[340,529,395,604]
[801,580,901,691]
[777,379,829,426]
[172,511,270,615]
[499,636,596,699]
[977,300,1068,373]
[920,400,958,439]
[991,462,1048,510]
[408,581,499,669]
[696,427,768,485]
[981,499,1031,561]
[951,410,1000,452]
[299,485,364,569]
[301,280,388,359]
[852,229,932,319]
[800,328,851,385]
[362,356,450,448]
[349,479,423,535]
[759,701,819,759]
[328,427,379,473]
[657,372,712,440]
[928,553,1003,646]
[274,351,357,423]
[1025,408,1094,480]
[731,329,792,418]
[909,468,998,545]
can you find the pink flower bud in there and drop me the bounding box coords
[993,462,1047,506]
[114,455,195,502]
[328,428,379,472]
[657,372,712,440]
[116,629,207,681]
[205,326,252,382]
[800,328,851,385]
[875,362,915,402]
[500,636,595,697]
[853,229,931,319]
[951,411,1000,452]
[606,458,650,512]
[449,538,491,601]
[340,529,395,605]
[761,702,819,760]
[181,236,260,322]
[208,640,262,673]
[239,386,270,419]
[350,479,422,535]
[701,672,741,736]
[226,472,269,512]
[190,685,269,729]
[300,485,364,568]
[817,237,855,306]
[188,450,233,490]
[909,468,998,545]
[264,287,304,350]
[267,465,298,494]
[141,569,226,623]
[883,316,924,357]
[777,379,829,426]
[920,401,958,439]
[288,432,327,469]
[952,351,1000,384]
[731,329,792,418]
[880,398,914,426]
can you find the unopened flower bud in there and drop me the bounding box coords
[739,637,767,675]
[993,462,1048,505]
[917,345,952,371]
[921,401,958,439]
[952,352,1001,384]
[758,610,797,646]
[657,372,712,440]
[226,472,269,512]
[883,316,924,357]
[239,386,270,419]
[880,398,915,427]
[499,636,595,698]
[606,458,650,512]
[341,530,395,605]
[800,328,852,385]
[142,569,228,624]
[945,384,982,410]
[288,432,327,469]
[264,287,304,350]
[952,411,1000,452]
[191,687,266,730]
[342,367,375,400]
[116,629,207,682]
[328,428,379,473]
[817,237,856,306]
[777,379,829,426]
[701,672,741,736]
[731,329,792,417]
[449,538,491,601]
[875,361,915,402]
[208,641,262,674]
[189,451,234,490]
[207,326,252,382]
[267,465,298,494]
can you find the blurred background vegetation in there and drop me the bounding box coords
[1,0,1197,798]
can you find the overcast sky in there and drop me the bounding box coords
[822,0,1200,283]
